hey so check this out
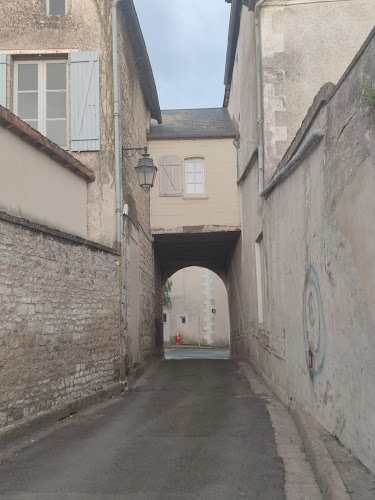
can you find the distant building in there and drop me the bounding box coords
[164,267,230,347]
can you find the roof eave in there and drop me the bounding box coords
[224,0,242,86]
[119,0,162,124]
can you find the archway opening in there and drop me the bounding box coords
[163,266,230,360]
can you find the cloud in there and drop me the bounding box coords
[133,0,231,110]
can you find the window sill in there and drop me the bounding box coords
[182,195,209,200]
[160,193,183,197]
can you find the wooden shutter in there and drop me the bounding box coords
[159,155,182,196]
[70,51,100,151]
[0,54,7,108]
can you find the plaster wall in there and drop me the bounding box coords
[0,126,88,238]
[227,6,258,176]
[229,32,375,473]
[165,267,230,347]
[260,0,375,182]
[148,138,240,230]
[0,0,154,250]
[0,0,118,246]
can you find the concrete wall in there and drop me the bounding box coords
[164,267,230,347]
[148,138,240,230]
[0,214,120,431]
[229,31,375,474]
[0,125,88,238]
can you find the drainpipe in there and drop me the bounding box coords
[254,0,268,194]
[260,129,324,198]
[112,0,122,248]
[233,135,240,180]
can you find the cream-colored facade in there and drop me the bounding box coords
[149,137,240,231]
[164,267,230,347]
[0,122,89,238]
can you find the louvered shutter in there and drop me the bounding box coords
[159,155,182,196]
[70,51,100,151]
[0,54,7,108]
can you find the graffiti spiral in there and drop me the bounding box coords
[303,265,326,378]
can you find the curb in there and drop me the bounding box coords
[0,383,124,450]
[239,360,350,499]
[291,404,350,500]
[0,358,163,451]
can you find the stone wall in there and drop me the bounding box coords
[117,8,161,372]
[229,29,375,473]
[0,213,120,430]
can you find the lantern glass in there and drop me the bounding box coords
[135,153,157,192]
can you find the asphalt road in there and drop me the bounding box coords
[0,355,285,499]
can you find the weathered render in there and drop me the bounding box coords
[228,28,375,474]
[226,0,375,183]
[0,0,162,432]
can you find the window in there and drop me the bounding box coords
[48,0,66,15]
[185,158,205,195]
[255,233,266,323]
[14,60,67,148]
[179,315,187,327]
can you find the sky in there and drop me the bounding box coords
[133,0,231,111]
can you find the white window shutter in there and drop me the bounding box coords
[159,155,182,196]
[70,51,100,151]
[0,54,7,108]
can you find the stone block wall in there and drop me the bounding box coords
[0,213,121,430]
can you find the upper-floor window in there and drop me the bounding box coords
[14,60,67,148]
[48,0,67,15]
[185,158,205,195]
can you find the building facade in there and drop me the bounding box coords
[225,0,375,475]
[164,267,230,347]
[0,0,162,433]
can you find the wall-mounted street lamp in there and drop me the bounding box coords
[122,146,157,192]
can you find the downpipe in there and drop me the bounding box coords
[260,129,324,198]
[112,0,122,248]
[254,0,268,194]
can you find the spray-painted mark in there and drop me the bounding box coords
[303,265,326,378]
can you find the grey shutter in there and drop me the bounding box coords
[0,54,7,108]
[159,155,182,196]
[70,51,100,151]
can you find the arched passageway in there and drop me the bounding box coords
[154,227,240,359]
[154,227,241,285]
[163,266,230,349]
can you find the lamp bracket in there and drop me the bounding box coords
[122,146,148,160]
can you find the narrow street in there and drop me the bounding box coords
[0,350,286,499]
